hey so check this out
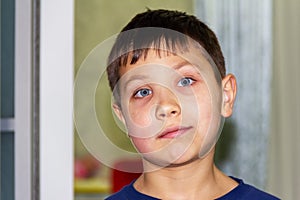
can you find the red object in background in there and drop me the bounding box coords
[74,154,101,179]
[112,159,143,193]
[75,159,90,178]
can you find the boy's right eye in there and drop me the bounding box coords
[134,88,152,98]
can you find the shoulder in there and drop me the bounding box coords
[104,184,131,200]
[105,181,160,200]
[217,177,280,200]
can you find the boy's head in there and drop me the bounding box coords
[106,9,236,170]
[107,9,226,94]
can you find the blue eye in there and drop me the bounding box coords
[177,77,195,87]
[134,88,152,98]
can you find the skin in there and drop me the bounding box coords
[113,50,237,199]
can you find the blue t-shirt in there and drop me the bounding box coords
[105,177,280,200]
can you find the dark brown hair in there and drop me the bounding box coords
[107,9,225,93]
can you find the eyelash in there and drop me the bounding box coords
[133,77,196,98]
[134,88,152,98]
[177,77,196,87]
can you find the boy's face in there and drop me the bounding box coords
[113,49,234,169]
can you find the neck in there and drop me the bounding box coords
[134,151,237,200]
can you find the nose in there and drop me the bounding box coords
[155,89,181,120]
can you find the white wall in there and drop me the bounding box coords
[268,0,300,199]
[195,0,273,189]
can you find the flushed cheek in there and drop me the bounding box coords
[125,101,166,138]
[128,103,153,127]
[195,91,212,117]
[131,113,150,128]
[130,137,153,154]
[196,107,212,136]
[124,110,163,139]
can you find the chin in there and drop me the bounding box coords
[167,153,201,167]
[142,149,201,171]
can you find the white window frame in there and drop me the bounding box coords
[40,0,74,199]
[15,0,32,199]
[14,0,74,199]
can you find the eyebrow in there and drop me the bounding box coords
[124,74,149,89]
[172,60,192,70]
[174,60,202,75]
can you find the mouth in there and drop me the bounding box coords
[158,126,193,139]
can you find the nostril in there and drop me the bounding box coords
[171,110,177,115]
[155,103,181,120]
[159,113,166,118]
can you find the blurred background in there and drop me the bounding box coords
[1,0,299,200]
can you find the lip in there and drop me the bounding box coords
[158,126,193,139]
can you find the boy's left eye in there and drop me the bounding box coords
[177,77,195,87]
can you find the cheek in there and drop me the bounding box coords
[124,103,162,138]
[186,88,213,132]
[127,102,152,127]
[130,137,152,153]
[184,88,212,118]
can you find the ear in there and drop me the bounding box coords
[112,103,126,124]
[221,74,237,117]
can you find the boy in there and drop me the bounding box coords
[105,9,279,200]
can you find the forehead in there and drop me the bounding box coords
[119,49,210,77]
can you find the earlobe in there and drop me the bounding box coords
[221,74,237,117]
[112,104,125,124]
